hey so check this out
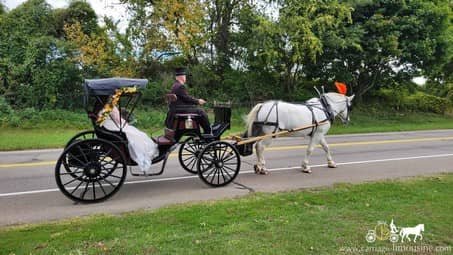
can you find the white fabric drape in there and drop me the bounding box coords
[101,107,159,172]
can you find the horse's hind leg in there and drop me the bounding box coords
[254,140,269,175]
[320,136,337,168]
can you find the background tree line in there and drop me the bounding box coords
[0,0,451,112]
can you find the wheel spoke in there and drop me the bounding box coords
[221,166,233,180]
[218,167,228,183]
[66,152,86,166]
[183,145,197,154]
[81,181,90,199]
[209,168,219,184]
[70,180,84,195]
[219,145,228,161]
[223,165,237,173]
[63,178,79,186]
[199,157,214,172]
[217,167,221,185]
[76,145,89,164]
[103,178,116,188]
[96,180,107,196]
[60,170,84,176]
[92,182,96,200]
[184,157,196,169]
[183,155,196,162]
[223,154,237,163]
[101,165,117,172]
[202,160,216,175]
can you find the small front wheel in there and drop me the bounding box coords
[178,136,204,174]
[197,141,240,187]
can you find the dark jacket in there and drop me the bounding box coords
[169,80,198,111]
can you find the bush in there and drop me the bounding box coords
[376,88,448,114]
[404,92,448,114]
[0,96,13,116]
[0,96,14,126]
[376,88,407,110]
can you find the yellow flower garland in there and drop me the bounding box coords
[96,87,138,125]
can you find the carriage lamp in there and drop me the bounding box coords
[185,116,194,129]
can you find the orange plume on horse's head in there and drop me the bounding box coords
[335,81,347,95]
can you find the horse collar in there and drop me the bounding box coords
[320,95,335,123]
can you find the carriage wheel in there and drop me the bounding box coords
[65,130,96,148]
[63,131,98,174]
[178,136,205,174]
[197,141,240,187]
[55,139,127,203]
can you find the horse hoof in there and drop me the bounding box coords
[301,165,312,173]
[302,169,312,174]
[254,165,268,175]
[260,169,269,175]
[328,162,337,168]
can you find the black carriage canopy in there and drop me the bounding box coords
[84,78,148,96]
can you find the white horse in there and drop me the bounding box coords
[245,93,354,174]
[400,224,424,243]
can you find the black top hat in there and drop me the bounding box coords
[175,67,186,76]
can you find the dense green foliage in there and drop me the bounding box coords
[1,105,453,150]
[0,0,451,110]
[1,174,452,254]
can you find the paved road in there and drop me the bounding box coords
[1,130,453,226]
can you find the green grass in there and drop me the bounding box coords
[1,174,452,254]
[1,107,453,151]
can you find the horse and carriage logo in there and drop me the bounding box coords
[365,219,425,243]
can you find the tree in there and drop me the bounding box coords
[0,2,5,16]
[13,36,81,109]
[64,22,119,77]
[236,0,352,98]
[206,0,250,76]
[120,0,206,64]
[55,0,98,38]
[305,0,452,100]
[0,0,56,66]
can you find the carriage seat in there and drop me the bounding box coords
[174,113,200,119]
[152,128,176,146]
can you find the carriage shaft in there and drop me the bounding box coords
[236,120,329,146]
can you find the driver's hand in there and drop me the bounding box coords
[198,99,206,105]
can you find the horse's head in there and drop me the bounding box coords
[324,93,355,124]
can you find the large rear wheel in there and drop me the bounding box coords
[197,141,240,187]
[55,139,127,203]
[65,130,96,148]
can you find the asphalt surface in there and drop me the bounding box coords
[1,130,453,226]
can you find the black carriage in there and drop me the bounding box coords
[55,78,241,203]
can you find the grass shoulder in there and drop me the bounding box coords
[0,174,452,254]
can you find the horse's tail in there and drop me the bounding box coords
[245,103,263,137]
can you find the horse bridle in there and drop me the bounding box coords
[321,95,351,124]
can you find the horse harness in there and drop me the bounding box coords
[252,96,336,137]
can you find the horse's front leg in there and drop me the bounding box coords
[302,137,317,173]
[320,137,337,168]
[254,140,269,175]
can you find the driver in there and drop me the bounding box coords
[165,67,212,134]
